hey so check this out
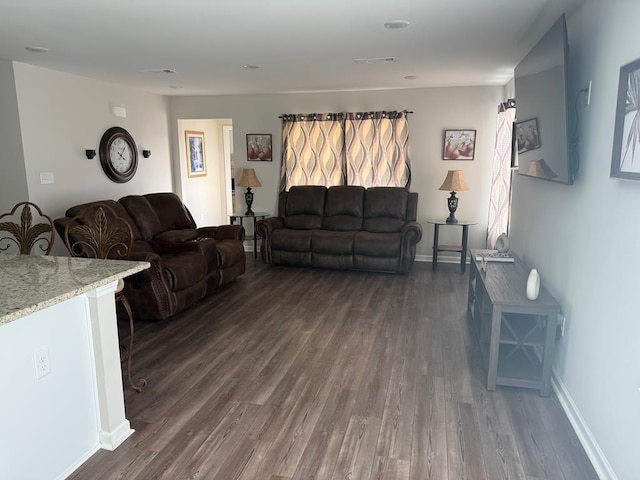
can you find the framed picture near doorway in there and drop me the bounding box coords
[185,130,207,177]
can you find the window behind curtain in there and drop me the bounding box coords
[345,111,410,188]
[280,113,345,191]
[487,100,516,248]
[280,111,411,190]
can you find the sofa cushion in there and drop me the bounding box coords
[353,231,400,257]
[322,186,364,231]
[312,230,356,255]
[160,251,207,291]
[144,193,196,231]
[65,199,143,241]
[362,187,408,233]
[119,195,163,240]
[272,228,313,252]
[284,186,326,230]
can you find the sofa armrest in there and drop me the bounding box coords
[197,224,245,242]
[398,221,423,273]
[255,217,284,234]
[401,221,423,245]
[255,217,284,264]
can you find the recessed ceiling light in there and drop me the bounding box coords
[404,75,418,80]
[243,64,260,70]
[168,85,183,89]
[25,46,49,53]
[384,20,410,29]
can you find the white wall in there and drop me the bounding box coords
[510,1,640,478]
[8,62,173,253]
[0,61,29,208]
[169,87,504,254]
[176,118,230,227]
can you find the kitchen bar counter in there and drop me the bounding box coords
[0,254,149,480]
[0,254,149,325]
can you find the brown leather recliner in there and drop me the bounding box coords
[55,193,245,320]
[256,185,422,273]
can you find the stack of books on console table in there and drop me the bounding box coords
[475,250,515,262]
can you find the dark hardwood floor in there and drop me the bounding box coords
[69,256,598,480]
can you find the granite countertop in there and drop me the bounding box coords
[0,255,150,326]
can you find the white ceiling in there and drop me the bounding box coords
[0,0,584,96]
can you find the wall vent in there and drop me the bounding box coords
[353,57,397,64]
[139,68,178,74]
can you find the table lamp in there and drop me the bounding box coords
[236,168,262,215]
[438,170,470,224]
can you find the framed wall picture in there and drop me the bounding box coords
[185,131,206,178]
[611,57,640,180]
[443,129,476,160]
[247,134,272,161]
[515,118,541,154]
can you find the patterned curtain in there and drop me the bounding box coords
[345,111,411,188]
[280,113,345,191]
[487,99,516,248]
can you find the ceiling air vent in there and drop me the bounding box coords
[139,68,178,74]
[353,57,397,64]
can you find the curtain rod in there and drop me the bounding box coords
[278,110,413,119]
[498,98,516,112]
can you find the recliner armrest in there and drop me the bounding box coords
[149,238,208,255]
[400,221,423,245]
[197,224,245,242]
[255,217,284,236]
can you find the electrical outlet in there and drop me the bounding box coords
[33,347,51,380]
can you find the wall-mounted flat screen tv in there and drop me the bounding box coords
[514,14,574,185]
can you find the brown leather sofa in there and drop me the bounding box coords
[55,193,245,320]
[256,186,422,273]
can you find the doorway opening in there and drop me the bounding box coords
[176,119,233,226]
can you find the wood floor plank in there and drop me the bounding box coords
[410,375,447,479]
[291,387,358,480]
[370,456,410,480]
[445,401,488,480]
[503,389,565,479]
[330,415,382,480]
[67,259,597,480]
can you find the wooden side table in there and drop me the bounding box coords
[425,219,477,272]
[229,212,269,259]
[467,249,561,396]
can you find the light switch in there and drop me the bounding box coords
[39,172,55,184]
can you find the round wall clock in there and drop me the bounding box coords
[99,126,138,183]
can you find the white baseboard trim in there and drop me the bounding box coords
[99,421,134,451]
[551,369,617,480]
[56,442,100,480]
